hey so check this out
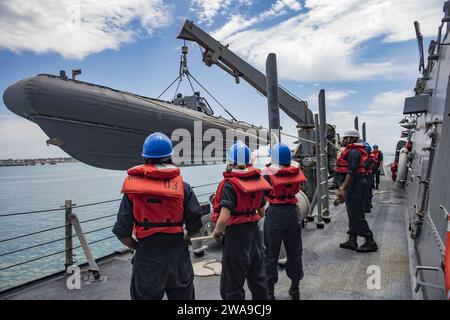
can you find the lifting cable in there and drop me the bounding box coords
[156,43,238,122]
[185,71,237,122]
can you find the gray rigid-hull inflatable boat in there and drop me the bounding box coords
[3,74,267,170]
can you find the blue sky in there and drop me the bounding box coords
[0,0,445,159]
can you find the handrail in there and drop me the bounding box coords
[0,180,220,284]
[0,207,64,217]
[0,235,116,272]
[0,224,66,243]
[0,225,114,258]
[0,181,220,218]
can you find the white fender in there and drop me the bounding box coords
[396,147,409,188]
[296,190,310,221]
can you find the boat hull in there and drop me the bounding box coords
[3,74,267,170]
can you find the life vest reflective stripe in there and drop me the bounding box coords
[211,166,272,226]
[335,144,368,174]
[445,212,450,300]
[121,164,184,239]
[264,161,307,205]
[371,150,381,165]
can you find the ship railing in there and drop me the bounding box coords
[0,182,218,293]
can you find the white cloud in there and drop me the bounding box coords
[191,0,233,24]
[212,0,443,82]
[308,89,357,109]
[212,14,260,40]
[326,90,357,105]
[0,0,172,60]
[329,89,411,156]
[212,0,302,39]
[0,115,68,158]
[260,0,302,19]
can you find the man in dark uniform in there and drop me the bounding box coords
[363,142,375,213]
[371,145,383,189]
[112,132,202,300]
[337,129,378,253]
[211,141,271,300]
[263,143,306,300]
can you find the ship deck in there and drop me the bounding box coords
[0,176,416,300]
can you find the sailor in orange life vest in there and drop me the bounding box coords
[112,132,203,300]
[262,143,306,300]
[371,145,383,189]
[211,141,272,300]
[336,129,378,252]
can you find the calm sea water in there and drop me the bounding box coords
[0,162,224,291]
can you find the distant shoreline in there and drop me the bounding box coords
[0,158,78,167]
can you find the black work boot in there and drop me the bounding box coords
[357,236,378,253]
[288,283,300,300]
[339,235,358,250]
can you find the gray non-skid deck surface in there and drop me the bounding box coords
[2,177,412,300]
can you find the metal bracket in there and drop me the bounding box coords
[414,266,445,293]
[70,214,100,280]
[439,204,449,217]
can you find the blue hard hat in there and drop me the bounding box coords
[363,142,372,153]
[227,141,251,165]
[373,144,379,149]
[270,143,292,165]
[141,132,173,159]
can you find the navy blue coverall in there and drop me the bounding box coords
[364,157,375,211]
[365,173,374,211]
[218,182,268,300]
[372,151,383,188]
[342,149,374,239]
[262,175,303,293]
[112,182,202,300]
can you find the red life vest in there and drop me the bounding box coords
[264,161,307,205]
[121,164,184,239]
[335,144,368,174]
[211,166,272,226]
[371,150,381,165]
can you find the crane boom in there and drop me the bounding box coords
[177,20,317,200]
[176,20,313,126]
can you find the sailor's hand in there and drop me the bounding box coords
[183,233,192,246]
[212,230,223,241]
[337,187,346,201]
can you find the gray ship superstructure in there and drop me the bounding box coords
[393,1,450,300]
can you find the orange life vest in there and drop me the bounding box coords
[211,166,272,226]
[264,161,307,205]
[335,144,368,174]
[121,164,184,239]
[371,150,381,165]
